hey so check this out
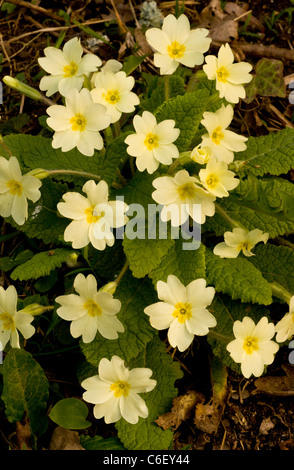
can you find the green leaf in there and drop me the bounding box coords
[122,54,147,75]
[0,113,30,135]
[116,334,183,450]
[10,248,76,281]
[119,170,156,212]
[235,128,294,177]
[80,435,125,450]
[244,58,286,103]
[155,88,211,152]
[49,398,91,429]
[248,243,294,295]
[3,134,102,184]
[123,236,175,279]
[141,75,186,113]
[80,273,156,366]
[204,176,294,238]
[207,294,271,372]
[1,349,49,435]
[149,239,206,286]
[205,248,272,305]
[0,249,33,272]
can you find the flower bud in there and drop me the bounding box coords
[66,252,79,267]
[26,168,50,180]
[99,281,117,295]
[3,76,43,101]
[190,145,211,165]
[19,304,53,316]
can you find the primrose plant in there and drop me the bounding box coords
[1,12,294,451]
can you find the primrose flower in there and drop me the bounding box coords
[38,37,102,97]
[227,316,279,378]
[0,285,35,351]
[213,228,269,258]
[144,275,216,352]
[203,43,253,104]
[275,296,294,343]
[81,355,157,424]
[145,14,211,75]
[57,179,129,250]
[55,273,124,343]
[124,111,180,174]
[91,70,140,123]
[201,104,247,164]
[0,156,42,225]
[199,157,239,197]
[46,87,111,156]
[152,169,215,226]
[190,144,212,165]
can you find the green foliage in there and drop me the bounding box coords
[205,248,272,305]
[1,349,49,436]
[244,58,286,103]
[235,127,294,177]
[49,398,91,429]
[10,248,76,281]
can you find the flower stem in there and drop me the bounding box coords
[48,169,101,181]
[114,260,129,285]
[164,75,170,101]
[270,282,292,304]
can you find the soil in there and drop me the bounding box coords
[0,0,293,452]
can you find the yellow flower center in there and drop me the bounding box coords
[70,113,87,132]
[104,89,120,104]
[172,302,192,324]
[83,299,102,317]
[177,182,198,200]
[243,336,259,355]
[211,126,224,145]
[110,380,130,398]
[0,312,15,331]
[237,241,252,252]
[167,41,186,59]
[63,61,79,78]
[144,132,159,151]
[6,180,23,196]
[84,206,105,224]
[205,174,219,189]
[216,66,230,83]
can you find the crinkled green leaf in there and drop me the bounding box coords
[1,349,49,435]
[235,128,294,177]
[49,398,91,429]
[149,239,206,286]
[123,236,175,279]
[244,58,286,104]
[80,273,156,366]
[204,176,294,238]
[207,294,271,372]
[248,243,294,295]
[116,334,183,450]
[80,434,125,450]
[0,249,33,272]
[205,248,272,305]
[141,75,186,113]
[155,88,211,152]
[10,248,75,281]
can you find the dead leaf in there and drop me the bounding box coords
[16,415,32,450]
[196,0,238,43]
[194,399,223,434]
[49,426,85,450]
[224,2,265,32]
[155,390,204,431]
[259,417,275,435]
[254,364,294,397]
